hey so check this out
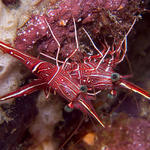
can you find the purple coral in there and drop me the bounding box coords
[96,116,150,150]
[14,0,128,58]
[103,0,127,10]
[2,0,19,6]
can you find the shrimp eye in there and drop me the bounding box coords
[80,85,88,93]
[64,105,73,113]
[107,91,117,99]
[111,73,120,82]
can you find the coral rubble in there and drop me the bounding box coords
[15,0,138,59]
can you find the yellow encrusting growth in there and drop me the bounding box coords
[82,132,97,146]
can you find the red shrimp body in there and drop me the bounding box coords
[67,57,150,99]
[0,41,105,127]
[68,59,114,91]
[0,41,79,103]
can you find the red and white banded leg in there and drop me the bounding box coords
[0,79,47,101]
[120,79,150,100]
